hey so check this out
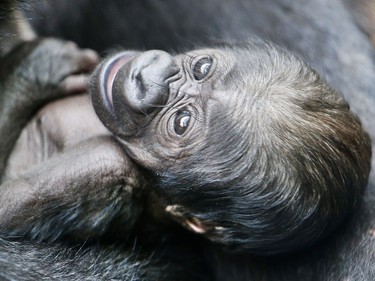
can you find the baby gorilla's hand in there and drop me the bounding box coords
[6,38,98,100]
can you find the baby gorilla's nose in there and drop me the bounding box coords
[113,50,179,114]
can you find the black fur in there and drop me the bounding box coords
[0,1,374,281]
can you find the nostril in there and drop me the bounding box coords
[135,72,145,95]
[135,72,147,101]
[135,72,142,82]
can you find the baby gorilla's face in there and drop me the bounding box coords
[91,47,239,168]
[90,42,371,255]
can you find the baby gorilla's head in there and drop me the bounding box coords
[90,41,371,255]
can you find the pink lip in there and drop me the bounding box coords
[102,52,137,108]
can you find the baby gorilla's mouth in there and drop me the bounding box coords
[102,52,138,109]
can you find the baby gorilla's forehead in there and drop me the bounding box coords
[193,44,308,107]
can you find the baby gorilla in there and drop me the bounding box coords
[90,41,372,254]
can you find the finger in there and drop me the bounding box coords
[60,74,90,94]
[74,49,100,72]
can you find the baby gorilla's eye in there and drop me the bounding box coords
[174,111,191,135]
[193,57,213,81]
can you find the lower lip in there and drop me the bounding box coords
[102,52,137,108]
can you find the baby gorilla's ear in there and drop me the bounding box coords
[165,205,218,234]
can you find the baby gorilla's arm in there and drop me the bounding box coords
[0,37,144,241]
[1,95,144,242]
